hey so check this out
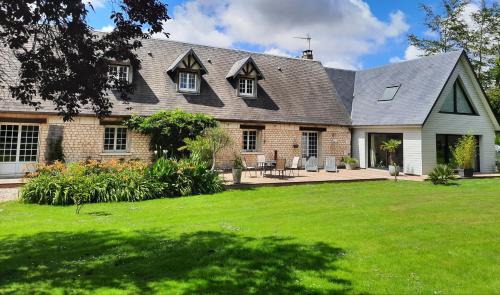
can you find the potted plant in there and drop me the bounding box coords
[342,156,358,170]
[380,139,402,176]
[452,134,476,178]
[232,154,244,184]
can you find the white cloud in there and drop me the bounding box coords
[158,0,410,69]
[98,25,114,33]
[263,48,293,58]
[389,45,425,63]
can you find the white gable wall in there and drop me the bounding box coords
[422,57,497,174]
[352,126,423,175]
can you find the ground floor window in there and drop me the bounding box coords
[436,134,480,171]
[242,130,258,152]
[104,127,128,152]
[368,133,403,169]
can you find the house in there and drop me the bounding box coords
[0,38,498,177]
[327,51,500,175]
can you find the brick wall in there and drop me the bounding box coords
[217,122,351,168]
[1,113,351,168]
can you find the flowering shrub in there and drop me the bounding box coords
[21,158,224,205]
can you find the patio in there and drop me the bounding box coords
[223,168,427,187]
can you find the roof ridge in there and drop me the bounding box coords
[145,36,322,64]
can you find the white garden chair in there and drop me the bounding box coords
[305,156,319,172]
[325,156,338,172]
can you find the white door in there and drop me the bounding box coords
[0,124,40,177]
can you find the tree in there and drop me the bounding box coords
[0,0,170,121]
[380,139,402,166]
[124,109,218,158]
[408,0,499,89]
[181,127,233,170]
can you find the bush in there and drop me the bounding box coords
[148,157,224,197]
[125,109,218,158]
[21,160,163,205]
[427,164,457,185]
[341,156,358,165]
[452,134,476,170]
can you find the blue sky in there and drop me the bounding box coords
[87,0,442,70]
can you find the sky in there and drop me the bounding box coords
[85,0,465,70]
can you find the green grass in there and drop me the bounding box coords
[1,179,500,294]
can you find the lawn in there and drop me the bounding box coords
[1,179,500,294]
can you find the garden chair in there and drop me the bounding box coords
[256,154,266,176]
[305,156,319,172]
[242,158,258,178]
[325,156,338,172]
[275,158,287,179]
[288,156,300,176]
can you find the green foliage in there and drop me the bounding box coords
[496,133,500,145]
[232,154,244,169]
[452,134,477,169]
[148,157,224,197]
[341,156,358,165]
[21,160,162,205]
[181,127,233,170]
[488,86,500,122]
[380,139,402,165]
[125,110,218,158]
[428,164,457,185]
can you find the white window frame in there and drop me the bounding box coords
[0,123,40,163]
[238,78,256,97]
[108,65,130,84]
[103,126,128,152]
[178,71,198,93]
[242,129,259,152]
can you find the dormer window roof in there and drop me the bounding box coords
[167,48,208,75]
[225,56,264,80]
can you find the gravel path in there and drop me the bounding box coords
[0,188,20,202]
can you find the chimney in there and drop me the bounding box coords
[301,49,313,60]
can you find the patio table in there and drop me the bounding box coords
[258,160,276,176]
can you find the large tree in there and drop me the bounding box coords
[0,0,170,121]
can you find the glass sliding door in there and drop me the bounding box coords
[436,134,480,171]
[368,133,403,169]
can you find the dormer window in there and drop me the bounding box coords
[179,71,197,92]
[108,65,130,84]
[239,78,255,97]
[226,56,264,99]
[167,48,208,94]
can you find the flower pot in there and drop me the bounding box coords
[345,163,353,170]
[389,165,400,176]
[232,168,242,184]
[458,168,474,178]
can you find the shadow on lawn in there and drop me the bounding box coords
[0,230,352,294]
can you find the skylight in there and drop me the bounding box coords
[379,85,400,101]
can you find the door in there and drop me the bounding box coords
[368,133,403,169]
[301,131,318,165]
[0,124,40,177]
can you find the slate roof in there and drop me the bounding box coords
[0,38,351,126]
[326,50,464,126]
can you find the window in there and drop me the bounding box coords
[0,124,39,163]
[436,134,480,171]
[242,130,258,152]
[440,79,476,115]
[379,85,400,101]
[104,127,127,152]
[179,71,197,92]
[239,78,255,97]
[301,132,318,158]
[108,65,129,83]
